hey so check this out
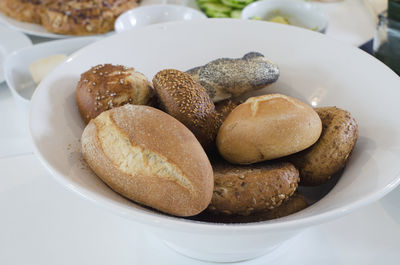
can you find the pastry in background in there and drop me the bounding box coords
[40,0,139,35]
[76,64,154,124]
[0,0,54,24]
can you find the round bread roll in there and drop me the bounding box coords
[76,64,154,124]
[152,69,221,152]
[81,104,214,217]
[217,94,322,164]
[192,193,307,223]
[208,161,299,216]
[290,106,359,186]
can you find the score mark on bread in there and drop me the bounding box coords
[81,104,214,217]
[95,112,194,192]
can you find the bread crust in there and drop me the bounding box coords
[81,104,214,217]
[192,193,307,223]
[290,106,359,186]
[217,94,322,164]
[152,69,221,152]
[208,161,299,216]
[186,52,280,102]
[76,64,154,124]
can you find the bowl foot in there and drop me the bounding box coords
[163,239,291,263]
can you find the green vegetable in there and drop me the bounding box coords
[221,0,253,9]
[230,9,242,19]
[196,0,255,18]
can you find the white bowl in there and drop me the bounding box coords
[29,19,400,262]
[241,0,329,33]
[0,24,32,83]
[114,4,207,32]
[4,36,100,115]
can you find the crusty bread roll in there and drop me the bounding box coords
[76,64,154,124]
[152,69,221,152]
[192,193,308,223]
[290,106,359,186]
[217,94,322,164]
[208,161,299,216]
[81,104,214,217]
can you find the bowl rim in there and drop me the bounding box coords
[29,19,400,234]
[241,0,329,32]
[114,4,207,33]
[4,36,100,103]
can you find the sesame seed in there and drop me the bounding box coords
[92,82,96,86]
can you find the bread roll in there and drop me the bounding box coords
[208,161,299,216]
[192,193,307,223]
[186,52,280,102]
[217,94,322,164]
[152,69,221,152]
[81,104,214,217]
[290,106,359,186]
[76,64,154,124]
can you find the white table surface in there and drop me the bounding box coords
[1,1,400,264]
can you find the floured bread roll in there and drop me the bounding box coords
[81,104,214,217]
[217,94,322,164]
[76,64,154,124]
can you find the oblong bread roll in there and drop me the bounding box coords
[81,104,214,217]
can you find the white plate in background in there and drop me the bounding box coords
[0,24,32,83]
[0,12,114,39]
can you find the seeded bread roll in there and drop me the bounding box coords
[217,94,322,164]
[152,69,221,152]
[290,106,359,186]
[207,161,299,216]
[186,52,280,102]
[76,64,154,124]
[192,193,308,223]
[81,104,214,217]
[41,0,139,35]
